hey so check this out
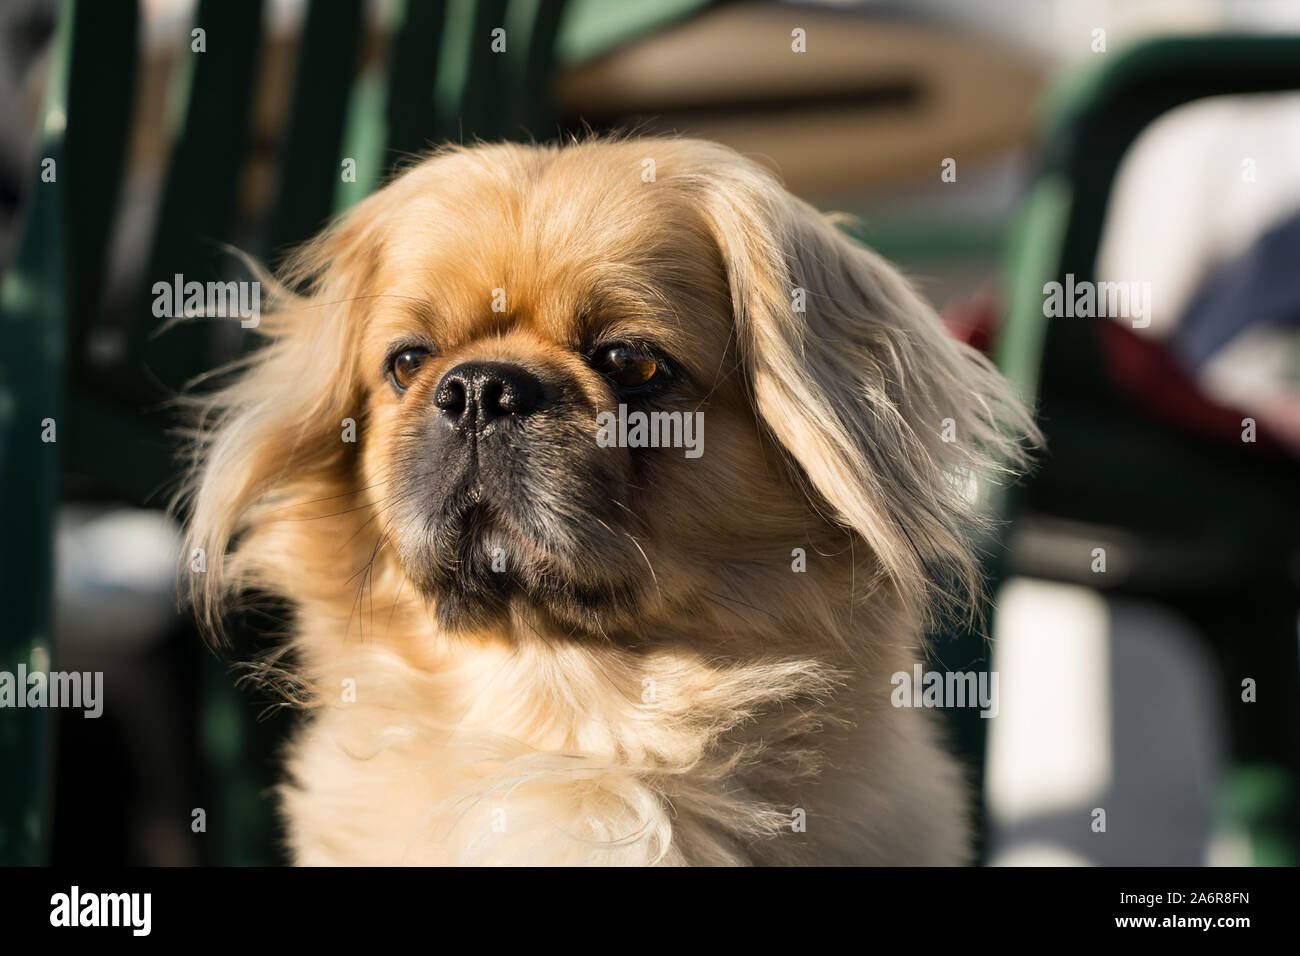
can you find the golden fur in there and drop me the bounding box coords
[182,137,1036,865]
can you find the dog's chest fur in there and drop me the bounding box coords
[277,621,969,866]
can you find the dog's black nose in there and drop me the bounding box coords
[434,361,543,432]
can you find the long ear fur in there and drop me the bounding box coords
[682,145,1039,625]
[177,206,381,641]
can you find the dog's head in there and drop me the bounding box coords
[185,139,1035,644]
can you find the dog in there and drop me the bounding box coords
[183,137,1036,865]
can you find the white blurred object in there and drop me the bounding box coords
[986,580,1228,865]
[1199,325,1300,450]
[849,0,1300,60]
[54,505,183,650]
[986,579,1112,827]
[992,843,1093,866]
[1097,92,1300,342]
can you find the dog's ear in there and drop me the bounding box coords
[689,150,1038,622]
[179,205,381,640]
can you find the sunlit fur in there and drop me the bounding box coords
[181,138,1037,865]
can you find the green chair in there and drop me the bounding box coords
[946,35,1300,865]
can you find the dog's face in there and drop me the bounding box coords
[354,145,802,633]
[188,139,1034,645]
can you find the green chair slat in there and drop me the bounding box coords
[435,0,510,142]
[334,64,388,211]
[54,0,155,503]
[0,0,78,866]
[129,0,265,395]
[334,0,444,212]
[555,0,713,66]
[337,0,571,211]
[995,177,1072,403]
[265,0,365,263]
[504,0,569,139]
[62,0,139,376]
[384,0,448,169]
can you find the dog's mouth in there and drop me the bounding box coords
[430,491,516,606]
[395,477,645,634]
[442,494,497,551]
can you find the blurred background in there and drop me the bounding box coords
[1,0,1298,866]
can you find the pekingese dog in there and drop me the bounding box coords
[184,137,1036,865]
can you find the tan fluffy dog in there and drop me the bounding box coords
[184,138,1036,865]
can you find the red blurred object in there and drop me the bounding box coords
[941,285,998,354]
[941,284,1295,459]
[1098,319,1296,459]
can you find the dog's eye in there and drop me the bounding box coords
[388,347,432,391]
[593,345,661,391]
